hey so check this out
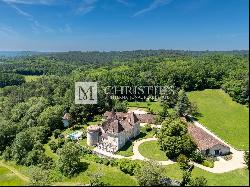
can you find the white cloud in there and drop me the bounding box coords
[7,3,32,17]
[76,0,98,15]
[133,0,173,17]
[117,0,129,6]
[32,20,54,33]
[59,24,72,33]
[1,0,55,5]
[0,26,18,37]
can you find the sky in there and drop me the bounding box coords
[0,0,249,51]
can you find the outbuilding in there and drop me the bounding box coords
[188,124,230,156]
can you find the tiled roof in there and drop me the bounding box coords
[104,111,155,124]
[62,113,71,120]
[102,111,139,133]
[187,124,229,150]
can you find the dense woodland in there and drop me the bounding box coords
[0,50,249,185]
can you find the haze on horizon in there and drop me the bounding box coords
[0,0,249,51]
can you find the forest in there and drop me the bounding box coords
[0,50,249,185]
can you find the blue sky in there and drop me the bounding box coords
[0,0,248,51]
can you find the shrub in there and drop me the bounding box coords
[202,160,214,168]
[92,115,102,122]
[145,124,152,132]
[151,127,159,137]
[81,130,87,139]
[244,151,249,169]
[177,154,190,170]
[57,138,65,148]
[115,159,141,176]
[135,161,167,186]
[80,146,92,155]
[2,146,12,161]
[190,150,205,163]
[189,176,208,186]
[29,166,51,186]
[222,154,233,161]
[49,141,58,153]
[53,129,61,139]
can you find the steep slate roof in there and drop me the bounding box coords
[102,111,139,134]
[136,114,155,124]
[104,111,155,124]
[187,124,229,150]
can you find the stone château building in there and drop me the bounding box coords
[87,110,140,153]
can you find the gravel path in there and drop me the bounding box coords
[93,119,247,174]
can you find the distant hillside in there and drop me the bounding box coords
[0,51,45,58]
[40,49,249,64]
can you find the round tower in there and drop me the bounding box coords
[87,125,100,146]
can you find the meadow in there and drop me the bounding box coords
[188,89,249,150]
[138,140,168,161]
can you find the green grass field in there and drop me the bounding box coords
[116,141,134,157]
[128,101,162,114]
[60,159,138,186]
[188,89,249,150]
[116,126,156,157]
[138,140,168,161]
[24,75,41,82]
[164,164,249,186]
[0,166,27,186]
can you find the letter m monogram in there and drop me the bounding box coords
[75,82,97,104]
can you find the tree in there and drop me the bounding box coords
[57,142,82,177]
[115,159,141,176]
[159,101,169,118]
[244,151,249,169]
[53,129,61,139]
[175,89,191,117]
[189,176,208,186]
[181,170,192,186]
[49,141,58,153]
[135,161,170,186]
[160,85,178,108]
[88,172,109,186]
[177,154,190,171]
[157,118,196,158]
[113,100,127,112]
[29,166,51,186]
[37,105,64,131]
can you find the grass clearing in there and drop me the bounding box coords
[0,166,27,186]
[24,75,41,82]
[128,101,162,114]
[55,159,138,186]
[138,140,168,161]
[188,89,249,150]
[164,164,249,186]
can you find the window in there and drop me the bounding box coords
[214,150,220,155]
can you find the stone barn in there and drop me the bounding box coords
[188,124,230,156]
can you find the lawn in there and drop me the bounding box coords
[0,166,27,186]
[24,75,41,82]
[138,140,168,161]
[116,141,134,157]
[128,101,162,114]
[188,89,249,150]
[116,126,156,157]
[53,159,138,186]
[164,164,249,186]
